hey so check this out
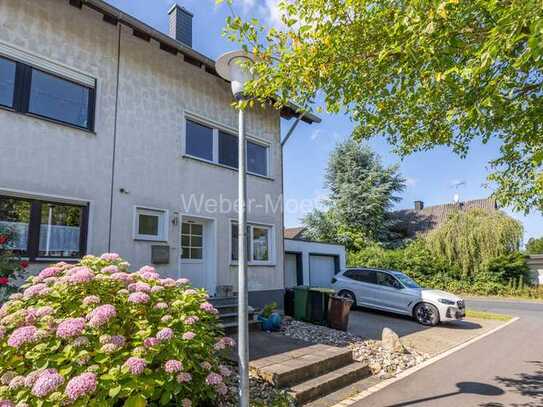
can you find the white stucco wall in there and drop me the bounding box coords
[0,0,284,295]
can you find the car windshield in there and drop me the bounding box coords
[393,272,420,289]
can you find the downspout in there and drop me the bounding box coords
[107,23,122,251]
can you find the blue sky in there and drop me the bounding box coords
[106,0,542,243]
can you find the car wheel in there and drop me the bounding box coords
[414,302,440,326]
[338,290,357,307]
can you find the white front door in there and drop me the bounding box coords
[179,221,206,289]
[309,254,336,288]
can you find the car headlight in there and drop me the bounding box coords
[438,298,456,305]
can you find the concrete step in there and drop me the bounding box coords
[220,319,261,334]
[288,361,371,404]
[210,296,238,307]
[250,344,354,388]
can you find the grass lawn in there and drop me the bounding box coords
[465,309,513,321]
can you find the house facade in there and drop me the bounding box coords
[0,0,316,306]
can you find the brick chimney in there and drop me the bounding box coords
[168,4,193,47]
[414,201,424,211]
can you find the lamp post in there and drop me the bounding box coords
[216,50,255,407]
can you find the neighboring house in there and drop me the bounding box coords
[391,198,498,239]
[526,255,543,286]
[0,0,318,307]
[284,228,346,288]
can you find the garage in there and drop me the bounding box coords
[309,254,338,287]
[284,232,346,288]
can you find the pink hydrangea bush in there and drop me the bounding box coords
[0,254,233,406]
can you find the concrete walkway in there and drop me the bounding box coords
[348,308,503,356]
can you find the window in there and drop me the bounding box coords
[247,141,268,176]
[0,57,16,108]
[0,195,88,260]
[181,222,203,260]
[376,271,402,289]
[231,222,273,264]
[218,131,238,168]
[29,69,91,129]
[134,208,167,241]
[345,269,376,284]
[186,120,213,161]
[0,57,95,130]
[184,116,270,177]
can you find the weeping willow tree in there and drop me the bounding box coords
[425,209,523,277]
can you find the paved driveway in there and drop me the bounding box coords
[348,306,503,356]
[350,299,543,407]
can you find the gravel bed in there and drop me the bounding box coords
[280,319,428,378]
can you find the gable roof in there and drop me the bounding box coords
[392,197,498,237]
[70,0,320,124]
[284,227,306,240]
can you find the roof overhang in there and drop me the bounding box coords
[75,0,320,124]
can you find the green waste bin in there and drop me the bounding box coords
[293,286,310,321]
[308,288,335,325]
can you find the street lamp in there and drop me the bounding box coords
[216,50,255,407]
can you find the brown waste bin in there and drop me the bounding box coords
[327,295,353,331]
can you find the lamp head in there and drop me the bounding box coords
[215,50,255,100]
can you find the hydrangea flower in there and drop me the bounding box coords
[223,337,236,347]
[37,267,62,280]
[31,370,64,397]
[205,373,223,385]
[137,266,160,280]
[0,326,4,340]
[1,371,16,385]
[117,289,129,295]
[73,336,90,348]
[177,372,192,383]
[67,267,94,284]
[87,304,117,328]
[144,337,160,347]
[24,369,48,388]
[200,302,218,314]
[157,328,174,342]
[219,365,232,377]
[184,289,198,296]
[201,361,212,370]
[216,382,228,396]
[184,316,199,325]
[8,293,22,301]
[159,278,176,287]
[128,282,151,293]
[182,399,192,407]
[101,265,118,274]
[123,357,146,375]
[214,340,226,351]
[65,372,97,401]
[128,292,150,304]
[100,253,120,261]
[110,272,131,283]
[23,284,50,299]
[35,306,55,318]
[161,315,173,323]
[176,278,190,286]
[0,400,14,407]
[57,318,86,338]
[164,360,183,373]
[154,302,168,310]
[151,285,164,293]
[7,326,37,348]
[7,376,24,391]
[82,295,100,305]
[182,331,195,340]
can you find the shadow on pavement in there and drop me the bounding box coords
[489,360,543,407]
[383,381,504,407]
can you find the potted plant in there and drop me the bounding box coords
[0,225,28,303]
[257,302,282,332]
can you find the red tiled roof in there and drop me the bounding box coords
[284,227,306,240]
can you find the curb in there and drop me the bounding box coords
[330,316,520,407]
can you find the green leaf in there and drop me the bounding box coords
[109,385,122,398]
[124,395,147,407]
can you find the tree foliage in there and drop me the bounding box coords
[219,0,543,213]
[525,236,543,254]
[424,208,524,276]
[301,139,405,248]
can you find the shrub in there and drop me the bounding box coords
[0,254,234,406]
[0,225,29,302]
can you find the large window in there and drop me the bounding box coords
[0,57,16,108]
[181,222,203,260]
[29,69,91,129]
[184,117,270,177]
[0,195,88,260]
[231,222,273,264]
[134,207,168,241]
[0,57,95,130]
[186,120,213,161]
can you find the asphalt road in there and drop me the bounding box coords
[352,299,543,407]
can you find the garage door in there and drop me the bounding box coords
[309,254,337,287]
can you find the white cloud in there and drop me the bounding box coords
[406,177,418,188]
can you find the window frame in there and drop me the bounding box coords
[0,194,89,261]
[133,207,169,242]
[0,55,96,132]
[229,221,275,266]
[180,221,204,263]
[183,112,272,178]
[0,55,17,109]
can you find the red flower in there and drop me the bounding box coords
[20,261,29,269]
[0,235,7,245]
[0,277,9,286]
